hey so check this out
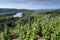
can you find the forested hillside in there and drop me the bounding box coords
[0,9,60,40]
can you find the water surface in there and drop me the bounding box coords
[13,12,22,17]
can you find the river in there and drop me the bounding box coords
[13,12,22,17]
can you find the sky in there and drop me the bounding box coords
[0,0,60,9]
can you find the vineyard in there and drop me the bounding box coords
[0,10,60,40]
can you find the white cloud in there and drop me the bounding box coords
[0,0,60,9]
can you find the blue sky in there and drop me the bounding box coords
[0,0,60,9]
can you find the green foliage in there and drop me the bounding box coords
[1,25,12,40]
[0,12,16,17]
[16,11,60,40]
[1,10,60,40]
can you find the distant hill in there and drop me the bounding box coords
[34,9,57,12]
[0,8,34,13]
[0,8,59,13]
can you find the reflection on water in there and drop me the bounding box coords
[13,12,22,17]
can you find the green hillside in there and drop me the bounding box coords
[0,9,60,40]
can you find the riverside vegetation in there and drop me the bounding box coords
[0,9,60,40]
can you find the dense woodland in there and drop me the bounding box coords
[0,9,60,40]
